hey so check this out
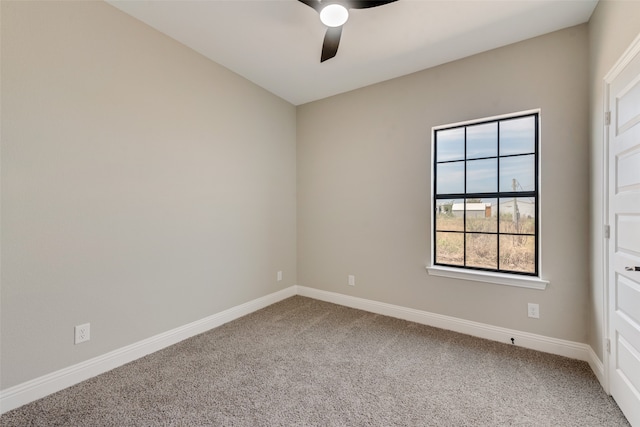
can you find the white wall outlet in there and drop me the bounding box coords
[528,303,540,319]
[277,271,283,282]
[75,323,90,344]
[348,275,355,286]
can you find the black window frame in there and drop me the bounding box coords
[432,111,540,276]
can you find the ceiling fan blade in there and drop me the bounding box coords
[348,0,397,9]
[297,0,322,12]
[321,26,342,62]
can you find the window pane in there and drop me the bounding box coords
[500,116,535,156]
[498,198,536,234]
[437,162,464,194]
[499,154,535,192]
[467,158,497,193]
[436,128,465,162]
[467,122,497,159]
[466,198,497,232]
[499,235,535,273]
[435,232,464,265]
[435,199,463,231]
[466,233,497,269]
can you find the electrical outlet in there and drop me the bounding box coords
[75,323,90,344]
[277,271,283,282]
[348,275,355,286]
[528,303,540,319]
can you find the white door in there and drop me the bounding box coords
[607,35,640,427]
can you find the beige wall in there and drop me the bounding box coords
[588,0,640,362]
[298,25,590,343]
[1,1,297,388]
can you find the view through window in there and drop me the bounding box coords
[433,112,539,275]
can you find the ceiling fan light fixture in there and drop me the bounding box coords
[320,4,349,27]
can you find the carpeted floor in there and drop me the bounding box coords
[0,296,630,426]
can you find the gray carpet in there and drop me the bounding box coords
[0,296,629,426]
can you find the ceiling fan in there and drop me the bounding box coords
[298,0,398,62]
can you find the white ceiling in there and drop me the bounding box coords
[107,0,598,105]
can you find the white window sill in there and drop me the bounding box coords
[426,266,548,290]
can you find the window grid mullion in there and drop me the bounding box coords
[463,127,467,268]
[496,120,501,270]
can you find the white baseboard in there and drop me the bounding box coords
[0,286,297,415]
[587,345,608,393]
[296,286,593,362]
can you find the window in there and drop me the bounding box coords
[432,111,539,277]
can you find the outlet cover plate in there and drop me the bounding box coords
[75,323,90,344]
[527,303,540,319]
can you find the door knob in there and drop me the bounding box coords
[625,266,640,271]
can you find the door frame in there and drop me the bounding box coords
[602,31,640,396]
